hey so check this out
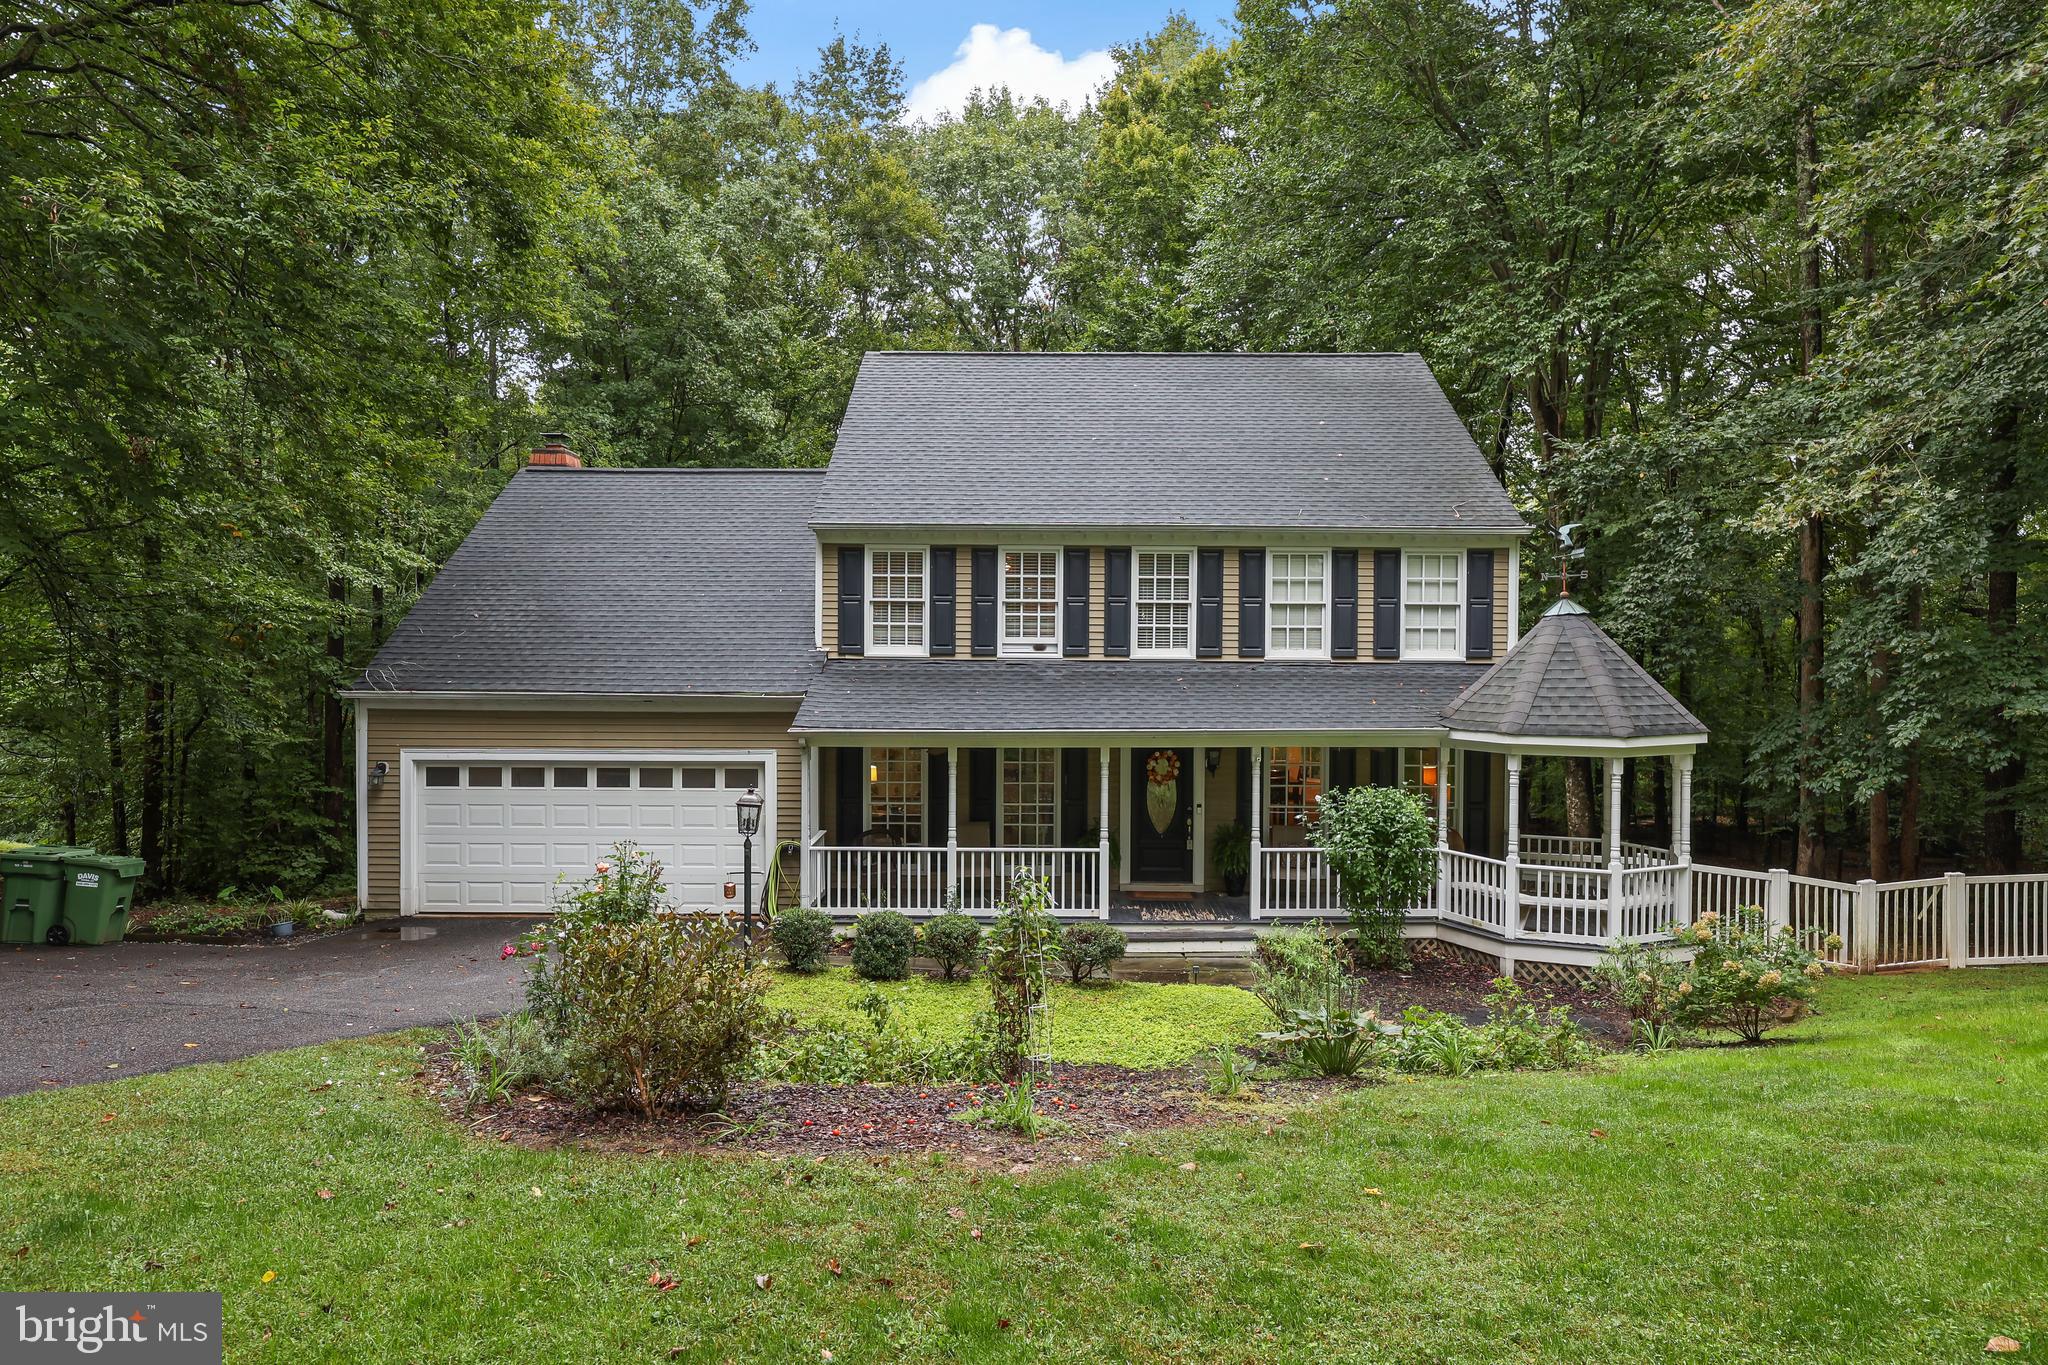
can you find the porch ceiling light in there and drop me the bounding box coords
[735,786,765,838]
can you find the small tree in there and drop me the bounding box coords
[1307,786,1436,969]
[984,872,1060,1081]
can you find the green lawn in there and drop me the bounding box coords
[3,971,2045,1362]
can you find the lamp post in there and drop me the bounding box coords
[736,786,765,950]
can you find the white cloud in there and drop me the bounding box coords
[904,24,1115,123]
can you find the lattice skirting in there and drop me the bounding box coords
[1510,956,1597,993]
[1412,938,1503,973]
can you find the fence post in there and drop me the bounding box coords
[1945,870,1970,969]
[1765,868,1791,933]
[1673,857,1692,928]
[1501,852,1520,943]
[1854,878,1879,973]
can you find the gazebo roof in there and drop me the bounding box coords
[1441,598,1705,743]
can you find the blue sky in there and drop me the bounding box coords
[732,2,1235,118]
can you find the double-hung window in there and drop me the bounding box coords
[1134,550,1193,656]
[1266,747,1325,831]
[1403,551,1461,658]
[1401,747,1457,832]
[1001,549,1060,655]
[1268,551,1329,658]
[1000,747,1058,846]
[868,548,927,655]
[866,747,925,843]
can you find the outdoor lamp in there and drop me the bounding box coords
[1205,748,1222,777]
[1421,761,1439,787]
[735,786,765,838]
[735,785,765,955]
[369,761,389,789]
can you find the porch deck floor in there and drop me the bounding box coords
[1107,892,1251,924]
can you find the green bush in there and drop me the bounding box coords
[1589,935,1688,1025]
[921,912,984,980]
[1667,907,1829,1043]
[1473,979,1598,1069]
[757,985,997,1084]
[850,909,916,980]
[448,1013,564,1107]
[548,914,771,1115]
[1058,922,1128,984]
[1260,1001,1382,1077]
[550,841,672,922]
[1251,923,1347,1020]
[1307,785,1436,969]
[985,872,1060,1081]
[1210,822,1251,885]
[772,906,836,973]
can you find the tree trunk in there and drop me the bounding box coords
[140,536,165,887]
[1792,103,1827,877]
[1983,429,2023,872]
[1898,590,1923,879]
[105,661,129,856]
[323,576,347,831]
[1564,757,1594,839]
[371,583,386,647]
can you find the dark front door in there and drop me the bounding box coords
[1130,747,1194,882]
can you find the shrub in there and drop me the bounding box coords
[1210,822,1251,888]
[1389,1007,1480,1076]
[448,1013,563,1108]
[1260,1000,1382,1077]
[1474,979,1598,1069]
[1667,907,1829,1043]
[985,872,1061,1080]
[548,914,771,1115]
[1205,1044,1252,1099]
[757,985,997,1084]
[1251,923,1347,1021]
[959,1075,1066,1139]
[1307,785,1437,969]
[922,912,984,980]
[551,842,671,923]
[1588,935,1688,1025]
[850,909,916,980]
[772,906,836,973]
[1058,922,1127,984]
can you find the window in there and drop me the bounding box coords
[467,766,502,787]
[553,767,588,788]
[595,766,632,789]
[868,548,927,655]
[1268,551,1328,657]
[424,765,460,787]
[510,766,546,788]
[677,767,717,789]
[867,748,925,843]
[638,767,674,788]
[1403,551,1462,657]
[1266,747,1324,831]
[1402,748,1457,832]
[1001,549,1060,654]
[1134,550,1193,656]
[723,766,760,790]
[1000,747,1058,846]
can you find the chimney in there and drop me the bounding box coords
[529,433,581,468]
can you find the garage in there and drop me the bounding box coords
[407,752,775,913]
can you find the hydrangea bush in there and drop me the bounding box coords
[1595,906,1834,1044]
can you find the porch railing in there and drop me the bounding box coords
[1518,833,1671,870]
[804,841,1105,917]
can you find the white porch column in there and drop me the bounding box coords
[1097,745,1111,918]
[1249,744,1265,919]
[1605,757,1625,865]
[1435,743,1450,849]
[1675,753,1694,861]
[1502,753,1521,944]
[799,739,817,907]
[945,745,960,905]
[1504,753,1522,860]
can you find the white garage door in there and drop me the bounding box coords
[411,755,771,913]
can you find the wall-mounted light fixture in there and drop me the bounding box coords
[1205,748,1222,777]
[370,761,389,789]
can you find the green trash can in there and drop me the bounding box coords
[54,852,146,945]
[1,847,83,946]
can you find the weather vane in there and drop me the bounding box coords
[1546,522,1588,598]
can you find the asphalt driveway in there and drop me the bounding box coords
[0,918,535,1096]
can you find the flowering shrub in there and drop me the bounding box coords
[850,909,916,980]
[1588,936,1687,1026]
[921,912,984,980]
[1058,922,1128,984]
[555,842,671,923]
[1596,907,1833,1045]
[1307,785,1436,969]
[771,906,836,973]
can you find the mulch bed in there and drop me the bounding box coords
[128,895,359,945]
[1347,953,1634,1041]
[426,1047,1362,1165]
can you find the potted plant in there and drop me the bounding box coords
[1211,822,1252,897]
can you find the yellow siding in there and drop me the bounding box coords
[362,705,801,914]
[820,544,842,654]
[1222,552,1241,656]
[1495,550,1512,655]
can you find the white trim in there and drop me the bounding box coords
[1192,745,1208,888]
[342,691,803,709]
[1265,548,1331,660]
[354,705,371,911]
[398,745,778,917]
[813,540,824,650]
[864,545,930,658]
[1506,540,1522,649]
[998,545,1063,657]
[1131,546,1196,660]
[810,523,1534,544]
[1448,730,1708,757]
[993,743,1061,847]
[1400,547,1464,661]
[862,743,928,843]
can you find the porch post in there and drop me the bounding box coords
[1504,753,1522,860]
[1249,744,1265,919]
[1097,745,1111,918]
[1502,752,1521,946]
[946,745,960,905]
[1605,757,1625,865]
[799,739,817,907]
[1675,753,1694,861]
[1434,743,1450,848]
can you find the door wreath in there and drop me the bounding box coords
[1144,749,1181,837]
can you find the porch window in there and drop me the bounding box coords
[1134,550,1193,656]
[1266,747,1324,830]
[868,548,927,655]
[1403,551,1461,657]
[867,747,924,843]
[1002,550,1060,654]
[1402,747,1457,832]
[1000,747,1058,846]
[1268,551,1328,657]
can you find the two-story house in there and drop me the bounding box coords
[350,352,1708,971]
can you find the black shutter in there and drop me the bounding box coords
[1372,549,1401,659]
[1104,548,1132,657]
[834,747,864,842]
[1329,747,1356,791]
[837,547,865,656]
[1368,747,1397,787]
[925,750,949,844]
[970,547,998,657]
[1466,548,1495,660]
[1063,547,1091,657]
[929,548,956,656]
[968,748,996,823]
[1462,750,1493,856]
[1332,549,1359,659]
[1060,748,1089,843]
[1238,549,1266,658]
[1196,549,1224,658]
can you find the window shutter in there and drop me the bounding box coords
[970,548,998,657]
[925,750,949,843]
[1063,547,1090,657]
[929,548,956,656]
[837,547,865,657]
[1060,748,1089,843]
[1104,548,1132,657]
[1462,750,1493,855]
[1372,550,1401,659]
[1196,549,1224,658]
[1369,747,1397,787]
[1331,549,1359,659]
[1466,549,1495,660]
[1238,549,1266,658]
[968,748,995,823]
[834,746,864,842]
[1329,747,1356,790]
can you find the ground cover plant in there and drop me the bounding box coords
[3,971,2042,1361]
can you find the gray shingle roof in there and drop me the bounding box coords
[1440,599,1705,740]
[813,352,1529,533]
[353,468,822,697]
[793,660,1491,734]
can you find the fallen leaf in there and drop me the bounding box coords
[754,1274,774,1291]
[1297,1241,1327,1254]
[308,1082,333,1093]
[945,1207,965,1219]
[997,1318,1012,1330]
[261,1271,277,1284]
[530,1187,543,1198]
[182,1043,199,1049]
[99,1114,117,1124]
[686,1236,704,1249]
[825,1258,843,1276]
[316,1190,333,1201]
[970,1228,982,1240]
[1590,1129,1607,1139]
[1987,1337,2022,1354]
[1178,1161,1198,1171]
[1363,1188,1383,1197]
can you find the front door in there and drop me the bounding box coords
[1129,747,1194,882]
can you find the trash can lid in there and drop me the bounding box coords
[0,845,84,873]
[60,852,147,878]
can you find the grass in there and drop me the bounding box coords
[1,970,2045,1362]
[766,967,1272,1068]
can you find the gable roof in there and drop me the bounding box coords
[1440,598,1705,740]
[352,468,821,698]
[812,352,1528,533]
